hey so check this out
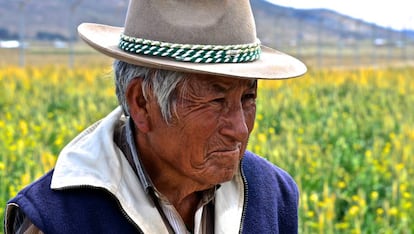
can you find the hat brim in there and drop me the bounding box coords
[78,23,307,79]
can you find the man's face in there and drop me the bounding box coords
[141,74,257,189]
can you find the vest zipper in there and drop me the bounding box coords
[238,161,248,234]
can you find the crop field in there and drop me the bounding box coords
[1,61,414,233]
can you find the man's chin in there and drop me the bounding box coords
[211,167,238,184]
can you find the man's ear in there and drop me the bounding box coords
[126,78,150,133]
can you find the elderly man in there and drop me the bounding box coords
[4,0,306,233]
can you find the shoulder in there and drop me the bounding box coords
[242,150,298,196]
[5,170,54,233]
[6,170,138,233]
[241,151,299,233]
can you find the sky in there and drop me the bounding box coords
[266,0,414,30]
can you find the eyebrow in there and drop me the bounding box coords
[249,79,258,89]
[211,83,228,93]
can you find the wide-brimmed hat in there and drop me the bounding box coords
[78,0,306,79]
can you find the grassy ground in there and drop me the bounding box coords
[1,48,414,233]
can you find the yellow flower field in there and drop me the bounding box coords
[1,65,413,233]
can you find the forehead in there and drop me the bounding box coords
[184,74,257,91]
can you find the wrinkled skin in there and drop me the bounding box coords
[126,73,257,226]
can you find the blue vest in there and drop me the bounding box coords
[7,151,298,234]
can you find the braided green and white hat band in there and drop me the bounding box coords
[119,34,261,63]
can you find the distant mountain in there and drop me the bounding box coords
[0,0,127,41]
[0,0,410,46]
[251,1,412,48]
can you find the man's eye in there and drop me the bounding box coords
[242,93,256,101]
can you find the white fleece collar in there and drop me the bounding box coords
[50,107,245,234]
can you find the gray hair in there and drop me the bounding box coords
[113,60,187,123]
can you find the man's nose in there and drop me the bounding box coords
[220,104,249,142]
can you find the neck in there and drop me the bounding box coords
[145,160,202,229]
[136,136,208,228]
[141,151,204,202]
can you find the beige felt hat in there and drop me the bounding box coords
[78,0,306,79]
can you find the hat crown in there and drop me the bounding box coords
[77,0,306,79]
[123,0,257,45]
